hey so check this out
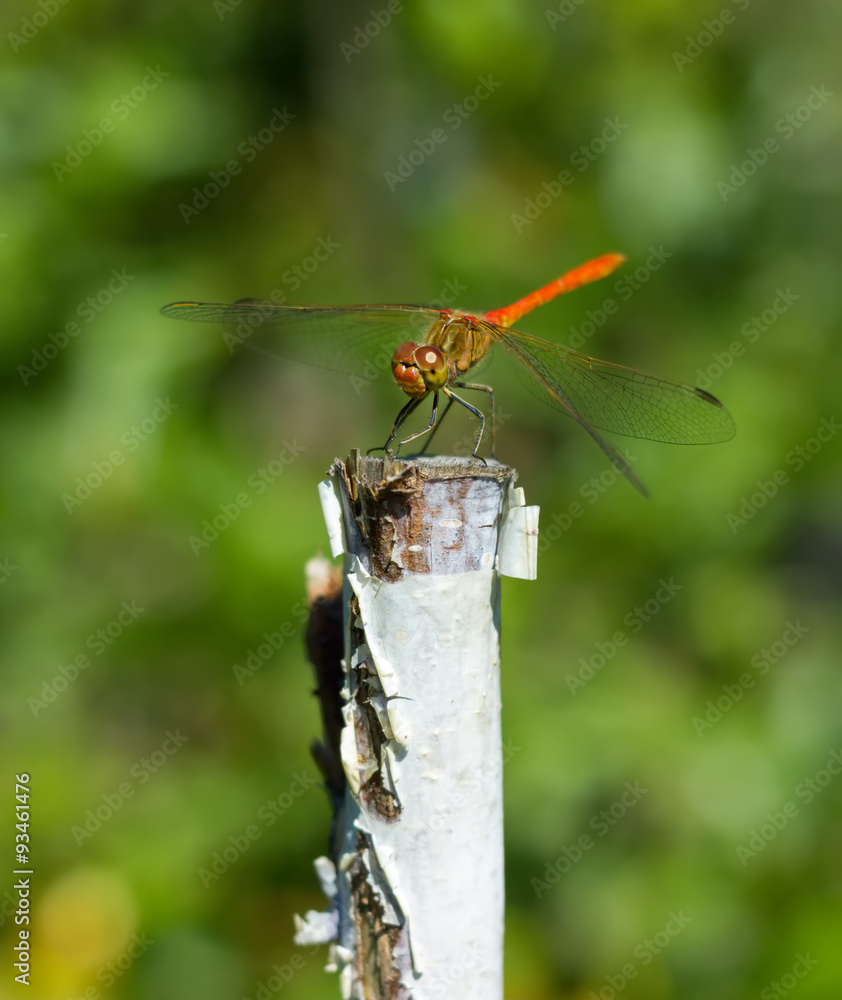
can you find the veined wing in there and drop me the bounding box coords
[160,301,443,381]
[486,323,736,445]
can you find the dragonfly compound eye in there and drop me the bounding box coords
[414,345,447,391]
[391,341,427,396]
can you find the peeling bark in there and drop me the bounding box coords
[296,452,539,999]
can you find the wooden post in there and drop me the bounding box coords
[296,451,538,999]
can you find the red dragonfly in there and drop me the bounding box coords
[161,253,734,495]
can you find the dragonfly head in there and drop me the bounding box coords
[391,342,447,396]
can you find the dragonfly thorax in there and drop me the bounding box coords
[425,311,492,377]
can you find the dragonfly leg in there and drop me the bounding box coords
[453,382,496,458]
[395,392,442,456]
[443,387,487,465]
[418,396,455,456]
[369,396,423,457]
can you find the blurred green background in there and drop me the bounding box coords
[2,0,840,997]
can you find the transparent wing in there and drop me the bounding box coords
[160,301,443,381]
[485,322,735,445]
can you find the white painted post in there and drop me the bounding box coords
[296,452,539,999]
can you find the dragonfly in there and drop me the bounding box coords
[161,253,735,496]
